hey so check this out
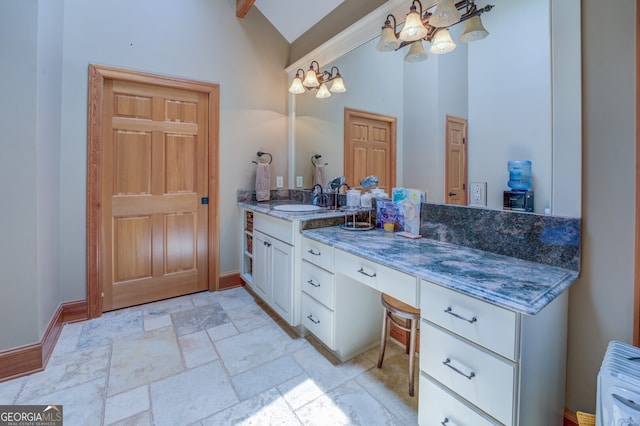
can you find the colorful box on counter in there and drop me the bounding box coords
[392,188,425,235]
[375,199,404,231]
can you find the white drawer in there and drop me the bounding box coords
[421,321,516,426]
[301,292,335,349]
[302,260,335,309]
[253,212,294,245]
[335,249,418,307]
[421,279,518,361]
[302,238,334,271]
[418,374,496,426]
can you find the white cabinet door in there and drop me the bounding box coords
[270,238,294,324]
[252,229,294,325]
[252,230,270,300]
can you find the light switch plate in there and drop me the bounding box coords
[276,176,284,188]
[296,176,303,187]
[470,182,487,206]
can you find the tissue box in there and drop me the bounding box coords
[392,188,425,235]
[376,199,404,231]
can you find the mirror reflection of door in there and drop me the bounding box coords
[445,115,468,205]
[344,108,397,191]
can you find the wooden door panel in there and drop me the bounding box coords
[113,216,152,282]
[165,212,197,273]
[353,147,368,186]
[165,134,196,193]
[114,131,152,195]
[111,194,197,216]
[115,94,152,119]
[371,125,387,143]
[352,123,368,141]
[371,148,387,187]
[165,100,198,123]
[111,271,198,309]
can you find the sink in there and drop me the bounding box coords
[272,204,323,212]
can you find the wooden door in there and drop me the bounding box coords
[445,115,468,206]
[87,65,220,316]
[344,108,397,191]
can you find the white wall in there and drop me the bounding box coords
[36,0,64,346]
[0,0,41,349]
[468,0,552,212]
[0,0,63,350]
[293,37,405,187]
[567,0,636,411]
[402,26,469,202]
[58,0,290,301]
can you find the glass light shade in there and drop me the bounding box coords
[404,41,428,63]
[288,77,305,94]
[315,83,331,99]
[429,0,462,28]
[429,29,456,54]
[459,15,489,42]
[330,76,346,93]
[398,9,428,42]
[376,26,400,51]
[303,69,320,88]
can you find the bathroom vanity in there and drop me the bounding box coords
[238,198,579,425]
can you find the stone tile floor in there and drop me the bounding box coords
[0,287,418,425]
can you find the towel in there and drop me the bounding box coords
[313,164,327,190]
[255,163,270,201]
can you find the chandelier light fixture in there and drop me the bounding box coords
[288,61,347,99]
[376,0,494,63]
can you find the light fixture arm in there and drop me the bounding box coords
[383,14,397,31]
[410,0,424,17]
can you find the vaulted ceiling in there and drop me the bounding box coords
[236,0,386,66]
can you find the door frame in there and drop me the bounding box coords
[86,64,220,319]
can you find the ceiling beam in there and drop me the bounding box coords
[236,0,255,18]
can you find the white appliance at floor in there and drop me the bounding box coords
[597,340,640,425]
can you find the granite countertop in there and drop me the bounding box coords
[302,226,578,316]
[238,200,346,221]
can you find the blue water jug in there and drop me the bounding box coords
[507,160,532,190]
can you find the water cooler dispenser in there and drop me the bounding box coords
[503,160,534,212]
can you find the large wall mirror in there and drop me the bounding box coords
[291,0,581,217]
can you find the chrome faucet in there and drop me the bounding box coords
[334,183,350,209]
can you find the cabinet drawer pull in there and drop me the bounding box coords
[307,249,321,256]
[307,279,320,288]
[306,314,320,324]
[443,358,476,380]
[357,267,377,278]
[444,307,477,324]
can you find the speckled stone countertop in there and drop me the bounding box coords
[302,226,578,316]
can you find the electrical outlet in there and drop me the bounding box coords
[470,182,487,206]
[296,176,303,187]
[276,176,284,188]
